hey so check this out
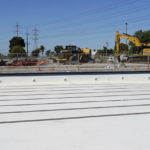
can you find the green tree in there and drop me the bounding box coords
[54,45,63,53]
[134,30,150,43]
[40,45,45,55]
[119,43,128,54]
[32,45,45,57]
[45,50,51,56]
[9,37,25,53]
[96,49,103,55]
[103,46,107,55]
[96,47,114,56]
[9,45,26,57]
[32,49,40,57]
[129,30,150,54]
[107,48,114,55]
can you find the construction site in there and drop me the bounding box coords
[1,0,150,150]
[1,31,150,74]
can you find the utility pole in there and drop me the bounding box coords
[106,42,109,56]
[26,29,30,56]
[33,27,39,50]
[16,22,20,37]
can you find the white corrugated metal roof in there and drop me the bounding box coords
[0,74,150,150]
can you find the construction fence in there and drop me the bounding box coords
[0,53,150,73]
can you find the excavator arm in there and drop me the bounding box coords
[115,31,143,56]
[115,31,120,56]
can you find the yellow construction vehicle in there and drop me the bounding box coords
[115,31,150,57]
[56,45,92,63]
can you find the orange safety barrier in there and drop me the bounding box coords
[133,67,139,71]
[49,67,55,71]
[38,60,48,65]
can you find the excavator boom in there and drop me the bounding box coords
[115,31,150,56]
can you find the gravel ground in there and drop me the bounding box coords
[0,63,150,74]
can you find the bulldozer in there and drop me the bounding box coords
[56,45,92,63]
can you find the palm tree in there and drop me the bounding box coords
[40,45,45,56]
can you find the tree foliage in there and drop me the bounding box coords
[9,37,25,53]
[9,45,26,57]
[96,46,113,56]
[31,45,45,57]
[32,49,40,57]
[129,30,150,54]
[45,50,51,56]
[54,45,63,53]
[134,30,150,43]
[40,45,45,55]
[119,43,128,54]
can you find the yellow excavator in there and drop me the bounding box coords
[115,31,150,57]
[56,45,92,63]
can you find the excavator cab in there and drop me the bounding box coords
[56,45,91,63]
[65,45,78,53]
[56,45,78,63]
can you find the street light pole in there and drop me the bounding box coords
[106,42,109,56]
[125,22,128,44]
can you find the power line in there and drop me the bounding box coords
[38,0,136,28]
[39,1,150,39]
[26,29,30,56]
[35,0,124,27]
[16,22,20,37]
[37,2,148,41]
[33,27,39,49]
[39,8,150,40]
[1,1,150,51]
[40,0,140,31]
[12,1,150,41]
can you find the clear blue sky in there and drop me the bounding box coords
[0,0,150,54]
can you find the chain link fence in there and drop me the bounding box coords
[0,53,150,73]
